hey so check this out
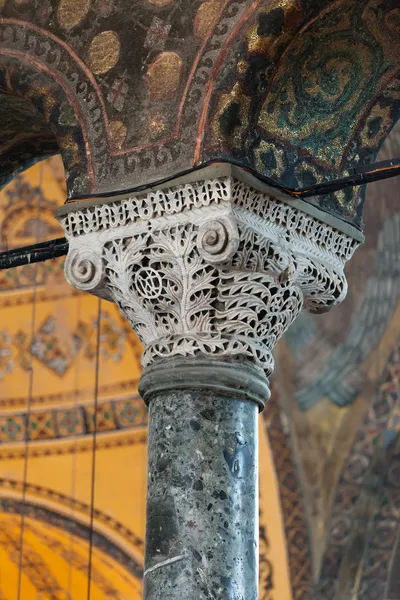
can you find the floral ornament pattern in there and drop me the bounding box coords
[60,172,360,373]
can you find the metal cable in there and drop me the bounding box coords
[68,294,82,600]
[86,298,101,600]
[17,164,44,600]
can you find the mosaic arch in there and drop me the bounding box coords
[0,0,399,229]
[0,498,143,599]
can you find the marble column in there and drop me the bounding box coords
[140,358,266,600]
[56,164,361,599]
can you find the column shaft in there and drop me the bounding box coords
[144,388,258,600]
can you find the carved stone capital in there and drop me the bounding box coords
[57,172,360,375]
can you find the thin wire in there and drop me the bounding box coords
[17,164,44,600]
[87,298,101,600]
[68,294,82,600]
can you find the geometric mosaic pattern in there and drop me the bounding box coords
[0,414,25,443]
[0,395,147,443]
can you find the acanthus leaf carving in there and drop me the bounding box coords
[58,175,360,374]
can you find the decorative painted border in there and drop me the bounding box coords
[0,379,141,410]
[264,390,313,600]
[0,428,147,461]
[0,395,147,444]
[318,338,400,599]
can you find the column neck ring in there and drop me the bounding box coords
[139,357,270,411]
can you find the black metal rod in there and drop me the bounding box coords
[0,237,68,270]
[291,157,400,199]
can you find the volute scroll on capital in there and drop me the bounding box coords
[57,170,361,374]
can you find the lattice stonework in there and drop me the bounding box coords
[57,174,360,374]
